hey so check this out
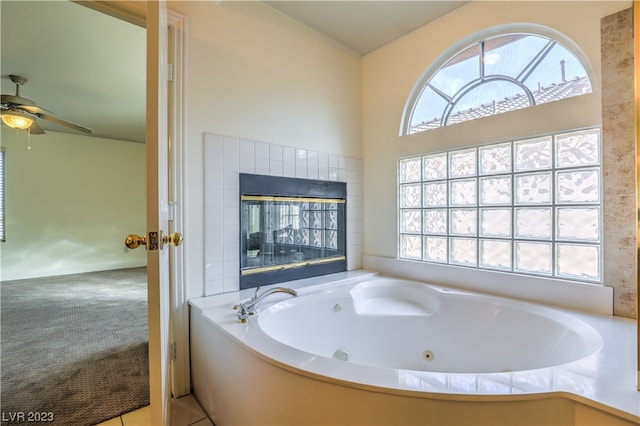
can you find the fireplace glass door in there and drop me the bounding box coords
[241,196,346,278]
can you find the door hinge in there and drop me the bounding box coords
[168,201,177,222]
[170,342,177,361]
[168,63,174,82]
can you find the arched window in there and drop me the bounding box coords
[401,27,595,135]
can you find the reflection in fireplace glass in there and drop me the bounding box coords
[241,196,346,275]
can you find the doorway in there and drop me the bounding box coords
[0,1,148,423]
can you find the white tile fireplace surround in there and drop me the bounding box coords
[204,133,363,296]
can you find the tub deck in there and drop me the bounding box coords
[189,271,640,425]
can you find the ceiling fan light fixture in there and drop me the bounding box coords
[1,110,34,130]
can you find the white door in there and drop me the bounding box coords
[98,0,181,422]
[118,0,189,417]
[146,1,173,423]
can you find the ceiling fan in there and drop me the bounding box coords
[1,74,93,135]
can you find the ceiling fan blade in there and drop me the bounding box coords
[29,121,45,135]
[1,94,36,107]
[20,104,53,115]
[34,113,93,134]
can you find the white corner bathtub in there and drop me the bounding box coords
[189,272,640,426]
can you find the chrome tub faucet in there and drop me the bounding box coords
[233,286,297,322]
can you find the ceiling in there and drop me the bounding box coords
[1,1,146,143]
[264,1,468,55]
[1,1,467,144]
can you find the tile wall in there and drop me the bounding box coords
[203,133,363,295]
[601,8,637,318]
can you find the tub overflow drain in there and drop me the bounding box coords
[333,348,349,361]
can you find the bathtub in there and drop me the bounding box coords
[189,271,640,426]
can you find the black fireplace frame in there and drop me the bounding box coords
[239,173,347,289]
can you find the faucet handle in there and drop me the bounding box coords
[251,286,261,301]
[234,302,251,323]
[233,286,261,308]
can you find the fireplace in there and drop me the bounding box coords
[240,173,347,289]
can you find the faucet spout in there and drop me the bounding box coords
[234,286,297,322]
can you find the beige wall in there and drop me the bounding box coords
[173,1,362,156]
[167,1,363,299]
[362,1,634,316]
[0,128,146,281]
[174,1,634,311]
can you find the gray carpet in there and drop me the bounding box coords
[1,267,149,425]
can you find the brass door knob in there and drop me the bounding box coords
[125,234,147,249]
[163,232,183,247]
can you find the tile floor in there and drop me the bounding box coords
[96,394,213,426]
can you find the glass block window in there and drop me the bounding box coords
[398,127,602,282]
[403,32,593,134]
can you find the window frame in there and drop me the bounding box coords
[399,24,597,136]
